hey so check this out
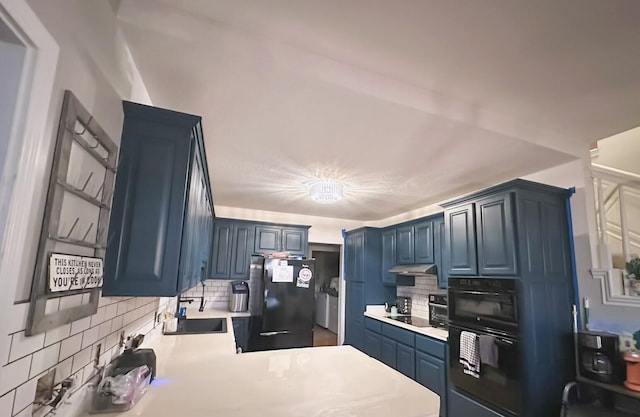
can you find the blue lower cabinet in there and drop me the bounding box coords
[396,343,415,379]
[416,351,446,416]
[380,336,397,368]
[365,330,381,360]
[448,388,503,417]
[345,281,365,350]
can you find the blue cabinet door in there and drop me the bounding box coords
[104,104,196,297]
[254,226,281,253]
[345,232,364,282]
[476,193,517,275]
[416,351,447,417]
[448,387,503,417]
[435,219,447,289]
[380,336,397,368]
[229,223,254,280]
[445,203,477,276]
[365,330,382,360]
[282,227,307,256]
[211,220,234,278]
[397,343,416,379]
[381,229,396,285]
[345,281,365,350]
[396,225,414,264]
[414,221,434,264]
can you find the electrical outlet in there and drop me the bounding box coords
[619,334,636,351]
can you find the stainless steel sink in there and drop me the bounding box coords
[165,317,228,335]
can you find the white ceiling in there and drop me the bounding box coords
[117,0,640,221]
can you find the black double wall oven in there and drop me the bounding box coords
[448,278,521,416]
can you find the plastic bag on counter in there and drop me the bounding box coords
[90,365,151,413]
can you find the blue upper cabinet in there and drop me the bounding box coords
[445,203,478,276]
[396,225,415,264]
[434,218,447,289]
[414,220,434,264]
[381,229,396,285]
[475,193,517,275]
[281,227,307,255]
[254,225,309,256]
[104,102,213,297]
[210,219,255,280]
[345,231,365,282]
[254,226,280,253]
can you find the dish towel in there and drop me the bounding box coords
[459,331,480,378]
[478,335,499,368]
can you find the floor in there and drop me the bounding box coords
[313,325,337,347]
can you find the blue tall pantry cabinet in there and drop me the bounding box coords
[103,102,214,296]
[343,228,395,351]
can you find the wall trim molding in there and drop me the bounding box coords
[591,268,640,307]
[0,0,59,390]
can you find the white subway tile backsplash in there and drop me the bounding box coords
[6,304,29,335]
[0,390,15,417]
[98,322,111,339]
[44,324,71,347]
[69,317,91,336]
[13,404,33,417]
[9,332,45,363]
[0,355,30,396]
[59,334,82,361]
[81,326,99,350]
[13,375,39,414]
[90,307,106,327]
[116,301,128,316]
[59,294,83,310]
[111,315,124,332]
[29,343,61,379]
[44,298,60,315]
[71,347,91,374]
[104,303,118,321]
[54,357,73,383]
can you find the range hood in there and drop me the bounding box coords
[388,264,438,277]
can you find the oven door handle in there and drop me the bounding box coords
[450,290,503,296]
[496,338,515,345]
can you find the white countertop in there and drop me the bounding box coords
[86,309,440,417]
[364,306,448,342]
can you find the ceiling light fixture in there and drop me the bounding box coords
[309,181,343,204]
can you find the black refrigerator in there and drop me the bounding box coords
[247,256,315,351]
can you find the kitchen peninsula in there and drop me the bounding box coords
[87,312,440,417]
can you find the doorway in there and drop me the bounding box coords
[310,243,340,346]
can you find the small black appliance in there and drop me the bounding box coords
[428,293,448,329]
[578,331,625,384]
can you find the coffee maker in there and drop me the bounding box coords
[578,331,625,384]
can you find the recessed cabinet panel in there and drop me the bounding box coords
[414,221,434,264]
[211,222,233,278]
[446,203,477,276]
[365,329,382,360]
[381,229,396,285]
[396,225,414,264]
[282,228,307,256]
[345,281,365,350]
[254,226,281,253]
[230,224,253,279]
[476,193,517,275]
[380,336,397,368]
[397,343,416,379]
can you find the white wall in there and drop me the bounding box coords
[0,2,163,417]
[523,158,640,334]
[0,37,25,178]
[215,205,365,244]
[592,125,640,175]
